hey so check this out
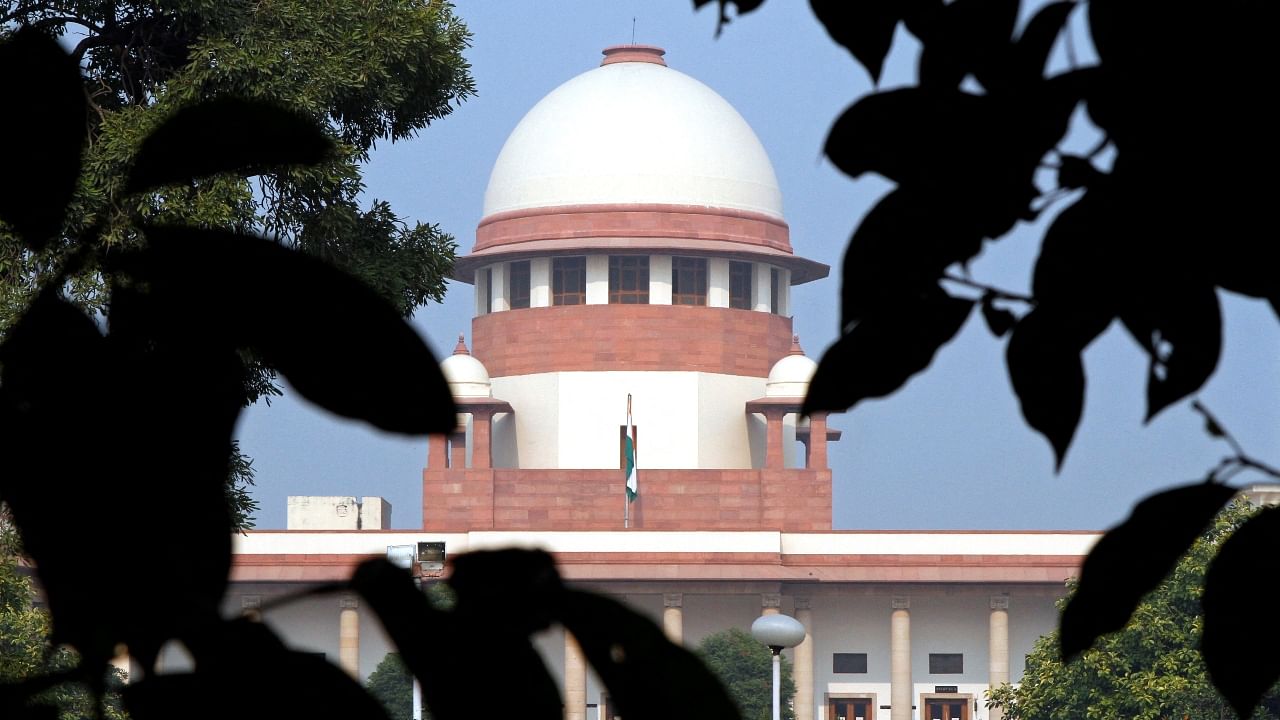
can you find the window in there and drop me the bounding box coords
[770,267,780,314]
[929,653,963,674]
[509,261,530,309]
[552,257,586,305]
[671,256,707,306]
[609,256,649,304]
[729,261,752,309]
[833,653,868,673]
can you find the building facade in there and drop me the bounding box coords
[211,45,1097,720]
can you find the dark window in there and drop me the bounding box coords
[671,256,707,306]
[609,256,649,304]
[482,268,493,314]
[833,653,868,674]
[928,653,963,674]
[729,261,753,309]
[552,257,586,305]
[509,261,531,309]
[770,267,780,314]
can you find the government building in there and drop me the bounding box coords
[212,45,1098,720]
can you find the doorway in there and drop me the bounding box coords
[923,697,969,720]
[829,697,873,720]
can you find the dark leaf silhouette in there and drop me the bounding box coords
[560,590,740,720]
[0,27,86,249]
[1060,482,1237,661]
[1119,283,1221,422]
[692,0,767,35]
[1010,1,1075,87]
[806,287,972,414]
[125,98,334,195]
[809,0,902,83]
[125,225,456,435]
[980,293,1017,337]
[916,0,1019,90]
[1202,506,1280,719]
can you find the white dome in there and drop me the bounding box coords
[482,46,783,219]
[766,338,816,398]
[440,336,491,398]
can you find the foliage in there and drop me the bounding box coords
[698,628,797,720]
[704,0,1279,713]
[0,27,741,720]
[0,0,476,530]
[367,653,415,720]
[989,500,1280,720]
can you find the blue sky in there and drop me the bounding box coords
[235,1,1280,531]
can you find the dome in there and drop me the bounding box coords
[440,335,491,398]
[766,336,817,398]
[482,45,783,220]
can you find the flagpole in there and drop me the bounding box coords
[625,393,632,529]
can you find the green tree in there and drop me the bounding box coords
[367,652,414,720]
[988,500,1280,720]
[698,627,797,720]
[0,0,475,529]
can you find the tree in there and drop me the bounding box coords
[989,500,1280,720]
[698,627,797,720]
[367,653,415,720]
[0,0,475,529]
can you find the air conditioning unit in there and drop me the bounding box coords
[417,541,446,576]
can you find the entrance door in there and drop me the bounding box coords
[830,698,872,720]
[924,698,968,720]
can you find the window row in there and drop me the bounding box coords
[832,652,965,674]
[483,256,786,312]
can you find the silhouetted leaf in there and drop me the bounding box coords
[1060,482,1236,661]
[1011,2,1075,87]
[128,225,455,434]
[560,590,740,720]
[125,98,333,195]
[980,293,1017,337]
[1119,283,1221,422]
[0,27,86,249]
[1056,155,1103,190]
[806,287,972,414]
[916,0,1019,89]
[809,0,901,83]
[692,0,767,35]
[1203,506,1280,718]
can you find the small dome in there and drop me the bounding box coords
[482,45,783,220]
[440,334,491,398]
[766,336,816,398]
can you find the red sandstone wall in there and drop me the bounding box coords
[422,467,831,532]
[472,304,794,377]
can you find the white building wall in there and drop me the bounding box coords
[697,373,769,468]
[490,373,560,467]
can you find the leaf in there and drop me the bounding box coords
[980,293,1017,337]
[125,97,334,195]
[1005,303,1109,468]
[125,225,455,434]
[559,590,740,720]
[805,286,973,414]
[809,0,902,83]
[0,27,87,249]
[1202,506,1280,719]
[1011,2,1076,87]
[916,0,1019,90]
[1119,283,1221,422]
[1059,482,1236,661]
[691,0,768,35]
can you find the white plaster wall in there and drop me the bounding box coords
[492,411,520,467]
[557,371,700,468]
[586,255,609,304]
[286,496,360,530]
[708,258,730,308]
[490,373,561,468]
[697,373,770,468]
[650,255,672,305]
[1008,595,1060,683]
[531,257,552,307]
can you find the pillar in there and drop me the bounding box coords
[764,409,785,469]
[761,592,782,616]
[663,593,684,645]
[565,632,587,720]
[428,434,448,469]
[989,596,1010,720]
[807,413,828,470]
[891,597,911,720]
[472,410,492,469]
[449,430,466,469]
[339,596,360,678]
[794,597,814,720]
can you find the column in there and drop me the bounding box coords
[339,596,360,678]
[531,257,552,307]
[891,597,911,720]
[565,632,587,720]
[586,255,609,304]
[708,258,730,307]
[472,410,492,469]
[989,596,1010,720]
[650,255,672,304]
[764,408,786,469]
[807,413,829,470]
[761,592,782,616]
[663,593,684,645]
[428,434,448,469]
[794,597,814,720]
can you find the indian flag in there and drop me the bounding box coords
[625,396,638,502]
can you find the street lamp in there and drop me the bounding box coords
[751,614,807,720]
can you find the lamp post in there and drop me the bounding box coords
[751,614,807,720]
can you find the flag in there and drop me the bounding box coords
[625,395,638,502]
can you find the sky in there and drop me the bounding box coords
[235,1,1280,532]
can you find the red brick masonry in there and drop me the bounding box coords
[422,467,832,532]
[473,304,794,378]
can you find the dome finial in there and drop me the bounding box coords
[453,333,469,356]
[601,45,667,67]
[789,334,804,356]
